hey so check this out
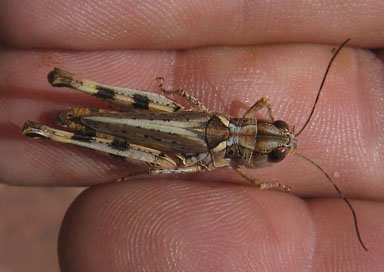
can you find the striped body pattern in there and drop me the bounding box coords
[22,40,369,250]
[23,68,295,189]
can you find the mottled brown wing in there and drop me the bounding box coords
[80,111,214,154]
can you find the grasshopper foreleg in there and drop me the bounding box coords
[233,166,291,192]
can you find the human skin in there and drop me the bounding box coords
[1,0,384,271]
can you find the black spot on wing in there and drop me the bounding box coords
[72,134,93,142]
[173,105,181,112]
[111,139,129,151]
[95,87,116,100]
[132,94,150,110]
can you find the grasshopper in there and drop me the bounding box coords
[22,39,367,250]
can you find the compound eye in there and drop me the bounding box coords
[267,147,288,163]
[273,120,290,131]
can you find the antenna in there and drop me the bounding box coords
[295,39,351,137]
[295,152,368,251]
[292,39,367,250]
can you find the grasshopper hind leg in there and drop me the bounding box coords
[156,77,207,111]
[22,121,177,169]
[243,97,274,121]
[48,68,183,113]
[150,166,202,175]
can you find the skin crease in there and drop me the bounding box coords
[1,0,384,271]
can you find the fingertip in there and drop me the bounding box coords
[58,179,313,271]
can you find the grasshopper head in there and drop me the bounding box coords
[265,120,297,162]
[246,120,296,168]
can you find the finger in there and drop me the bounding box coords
[308,198,383,269]
[58,180,383,271]
[1,44,383,200]
[1,0,384,49]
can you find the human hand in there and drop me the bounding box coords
[1,1,384,271]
